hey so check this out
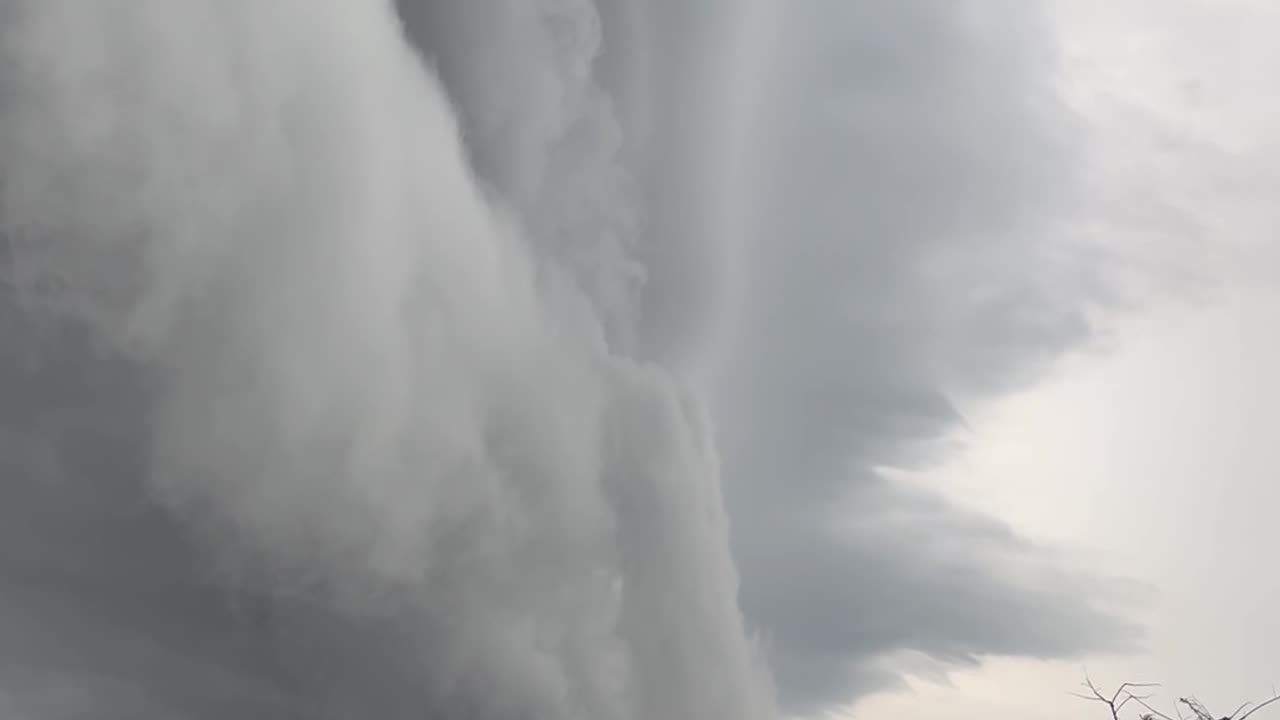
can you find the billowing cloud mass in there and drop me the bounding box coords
[0,0,1149,718]
[0,1,773,717]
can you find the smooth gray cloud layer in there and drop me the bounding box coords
[713,1,1142,712]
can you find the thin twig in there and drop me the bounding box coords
[1076,676,1280,720]
[1239,694,1280,720]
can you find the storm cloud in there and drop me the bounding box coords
[713,1,1143,712]
[0,1,772,717]
[0,1,1154,718]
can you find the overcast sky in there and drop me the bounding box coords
[845,2,1280,717]
[855,286,1280,720]
[0,1,1276,719]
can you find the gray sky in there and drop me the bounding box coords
[854,287,1280,720]
[714,1,1140,711]
[0,1,1276,719]
[846,2,1280,716]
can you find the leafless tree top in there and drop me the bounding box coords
[1074,675,1280,720]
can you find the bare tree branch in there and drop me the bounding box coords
[1240,694,1280,720]
[1073,675,1163,720]
[1076,676,1280,720]
[1131,694,1178,720]
[1229,700,1254,720]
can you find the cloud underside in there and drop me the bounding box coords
[696,1,1142,711]
[0,1,1141,718]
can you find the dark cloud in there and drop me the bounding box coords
[711,1,1142,712]
[400,3,1146,715]
[0,2,774,717]
[396,0,756,367]
[0,1,1150,718]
